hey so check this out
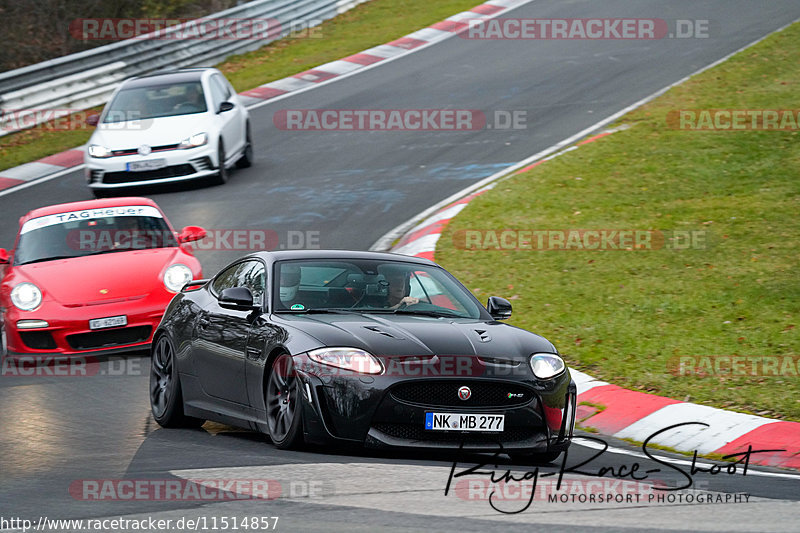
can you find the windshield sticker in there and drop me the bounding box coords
[290,304,305,310]
[20,206,163,234]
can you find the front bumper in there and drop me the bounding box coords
[296,360,576,453]
[3,292,175,356]
[85,144,218,189]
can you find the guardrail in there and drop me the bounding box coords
[0,0,370,136]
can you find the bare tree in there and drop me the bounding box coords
[0,0,239,72]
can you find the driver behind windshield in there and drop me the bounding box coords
[174,84,206,114]
[382,266,419,310]
[278,265,303,309]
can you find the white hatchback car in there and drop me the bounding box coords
[85,68,251,197]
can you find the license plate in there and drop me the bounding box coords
[127,159,166,172]
[89,315,127,330]
[425,412,504,432]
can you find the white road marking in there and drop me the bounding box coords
[573,438,800,481]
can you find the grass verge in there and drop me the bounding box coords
[0,0,481,173]
[437,23,800,421]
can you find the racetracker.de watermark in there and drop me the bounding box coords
[460,18,709,40]
[68,17,325,41]
[1,109,115,131]
[452,229,708,251]
[273,109,528,131]
[668,355,800,377]
[667,109,800,130]
[67,229,321,252]
[1,355,144,377]
[69,479,282,501]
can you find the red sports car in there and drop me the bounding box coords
[0,197,206,357]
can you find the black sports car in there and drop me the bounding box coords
[150,250,576,463]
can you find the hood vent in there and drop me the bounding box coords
[478,356,521,368]
[474,329,492,343]
[362,325,403,339]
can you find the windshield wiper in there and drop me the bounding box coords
[17,255,79,265]
[274,308,359,315]
[389,308,463,318]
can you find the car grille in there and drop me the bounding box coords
[66,326,151,350]
[102,164,195,184]
[390,380,534,408]
[19,331,57,350]
[373,423,538,443]
[111,144,180,156]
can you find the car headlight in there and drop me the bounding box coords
[163,264,193,293]
[529,353,565,379]
[308,347,383,375]
[178,132,208,149]
[11,282,43,311]
[88,144,112,158]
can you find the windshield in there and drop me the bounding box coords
[103,81,207,122]
[272,259,485,319]
[14,205,178,265]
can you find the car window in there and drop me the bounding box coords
[211,260,266,306]
[211,74,232,99]
[207,76,228,110]
[272,259,484,318]
[103,82,207,122]
[409,271,462,312]
[14,205,178,265]
[236,261,266,306]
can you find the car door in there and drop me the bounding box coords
[193,259,266,405]
[209,74,243,160]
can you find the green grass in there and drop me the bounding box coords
[0,0,481,172]
[437,23,800,421]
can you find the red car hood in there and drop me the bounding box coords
[15,248,183,305]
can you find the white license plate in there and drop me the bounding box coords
[127,159,166,172]
[425,412,504,432]
[89,315,127,330]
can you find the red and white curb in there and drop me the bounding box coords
[0,149,84,192]
[0,0,530,195]
[387,128,800,471]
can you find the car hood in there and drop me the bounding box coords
[274,312,556,363]
[13,248,182,305]
[92,114,211,149]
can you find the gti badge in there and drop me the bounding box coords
[138,144,152,156]
[458,386,471,401]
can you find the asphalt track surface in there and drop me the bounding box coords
[2,1,800,531]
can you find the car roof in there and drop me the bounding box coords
[21,197,163,224]
[246,249,437,267]
[122,69,210,89]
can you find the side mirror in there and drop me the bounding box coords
[178,226,207,243]
[218,101,234,113]
[487,296,512,320]
[86,114,100,126]
[219,286,257,311]
[0,248,9,264]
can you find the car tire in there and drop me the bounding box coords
[236,122,253,169]
[265,353,304,449]
[210,139,228,185]
[149,335,204,428]
[509,450,562,465]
